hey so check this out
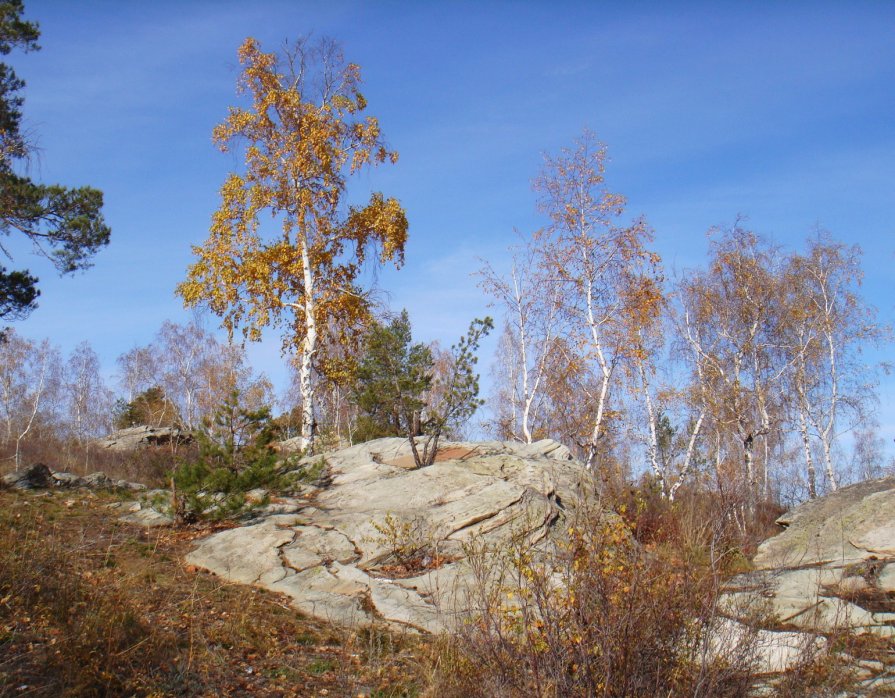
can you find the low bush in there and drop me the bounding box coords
[368,512,451,576]
[430,497,758,697]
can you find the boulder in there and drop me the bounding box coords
[1,463,146,493]
[275,436,309,454]
[82,471,114,488]
[186,437,586,632]
[2,462,54,490]
[755,477,895,569]
[52,471,85,488]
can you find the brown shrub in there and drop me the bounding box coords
[429,498,758,698]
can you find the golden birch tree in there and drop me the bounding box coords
[534,130,659,471]
[177,37,408,449]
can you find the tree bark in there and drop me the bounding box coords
[299,233,318,449]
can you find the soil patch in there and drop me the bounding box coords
[384,445,478,469]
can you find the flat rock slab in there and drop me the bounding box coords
[185,437,586,632]
[707,618,826,676]
[186,516,300,586]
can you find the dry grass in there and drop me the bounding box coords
[0,489,424,697]
[0,433,196,488]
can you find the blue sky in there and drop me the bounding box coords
[9,1,895,445]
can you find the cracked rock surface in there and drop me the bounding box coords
[721,477,895,680]
[185,437,584,632]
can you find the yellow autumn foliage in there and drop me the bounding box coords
[177,36,408,445]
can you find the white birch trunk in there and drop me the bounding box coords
[797,403,816,498]
[638,358,665,496]
[584,272,612,471]
[513,265,534,444]
[820,331,839,491]
[299,233,318,448]
[668,410,705,502]
[15,351,49,470]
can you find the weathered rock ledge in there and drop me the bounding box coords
[185,437,584,632]
[722,477,895,690]
[95,425,192,451]
[725,477,895,639]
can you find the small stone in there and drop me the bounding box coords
[52,471,84,488]
[117,479,147,491]
[245,488,268,504]
[119,508,174,528]
[82,472,113,488]
[878,563,895,592]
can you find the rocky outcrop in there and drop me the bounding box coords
[721,478,895,686]
[186,437,584,632]
[95,425,192,451]
[725,477,895,638]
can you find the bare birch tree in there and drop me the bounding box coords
[675,225,789,506]
[0,331,60,468]
[479,241,562,443]
[117,345,159,404]
[62,341,112,444]
[156,320,215,431]
[782,234,886,496]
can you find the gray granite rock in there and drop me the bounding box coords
[82,471,114,488]
[95,425,192,451]
[3,463,149,495]
[185,437,587,632]
[722,477,895,672]
[2,463,54,489]
[119,506,174,527]
[52,471,85,487]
